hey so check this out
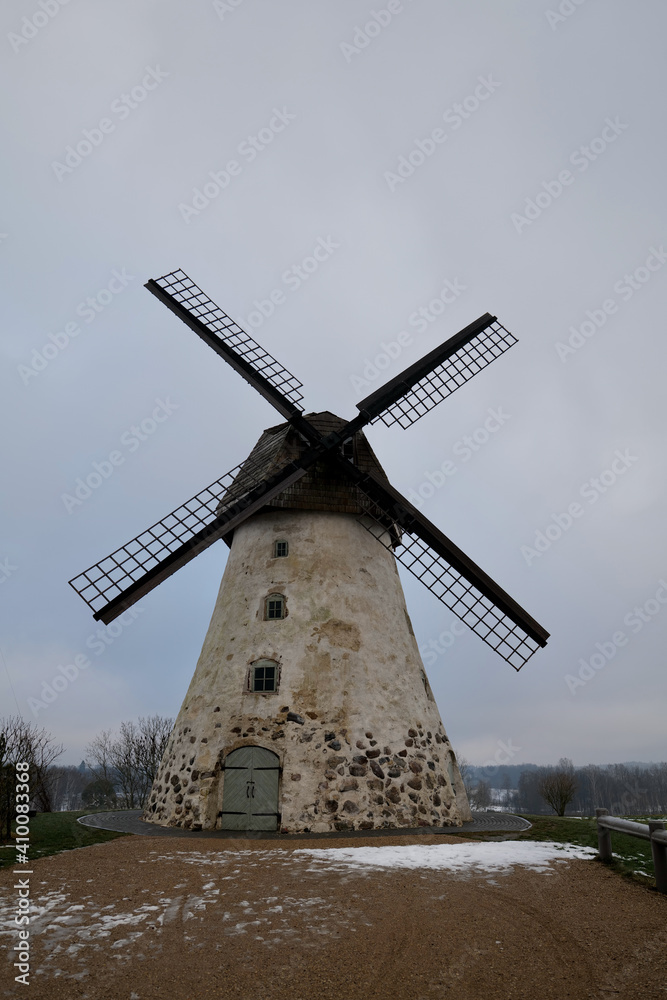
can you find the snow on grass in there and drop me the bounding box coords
[293,840,598,874]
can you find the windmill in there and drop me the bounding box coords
[69,270,548,833]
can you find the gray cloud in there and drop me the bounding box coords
[1,0,665,767]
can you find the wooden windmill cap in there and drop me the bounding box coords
[218,411,392,528]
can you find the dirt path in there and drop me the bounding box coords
[1,834,665,999]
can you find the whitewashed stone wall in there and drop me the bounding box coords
[143,509,472,832]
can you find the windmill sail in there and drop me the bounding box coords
[69,457,309,623]
[146,270,305,419]
[356,315,517,429]
[350,472,548,670]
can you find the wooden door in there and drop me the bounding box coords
[220,746,280,831]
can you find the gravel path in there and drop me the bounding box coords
[78,809,532,838]
[1,833,665,999]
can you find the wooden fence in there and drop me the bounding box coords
[595,807,667,893]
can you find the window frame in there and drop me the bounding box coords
[248,658,280,693]
[264,593,286,621]
[273,539,289,558]
[341,436,356,461]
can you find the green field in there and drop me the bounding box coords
[0,811,127,870]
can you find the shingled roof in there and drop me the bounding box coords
[218,412,393,536]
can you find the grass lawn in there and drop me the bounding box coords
[0,811,127,870]
[452,814,663,890]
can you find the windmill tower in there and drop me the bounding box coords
[69,271,549,833]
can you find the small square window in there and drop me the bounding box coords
[252,662,276,692]
[265,594,285,620]
[274,540,288,558]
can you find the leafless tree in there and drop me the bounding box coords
[86,715,173,809]
[517,761,667,815]
[87,722,142,808]
[456,755,475,801]
[81,777,117,809]
[0,716,64,812]
[538,758,577,816]
[135,715,173,789]
[0,731,12,839]
[501,771,514,810]
[48,765,89,811]
[86,729,115,784]
[471,779,492,809]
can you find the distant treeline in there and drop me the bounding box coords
[465,761,667,815]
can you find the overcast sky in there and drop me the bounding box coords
[1,0,666,771]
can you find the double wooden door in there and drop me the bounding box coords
[220,746,280,831]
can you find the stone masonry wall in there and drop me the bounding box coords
[143,509,472,832]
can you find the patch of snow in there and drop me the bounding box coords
[293,841,597,874]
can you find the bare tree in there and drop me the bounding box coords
[0,731,12,840]
[86,729,115,784]
[48,765,89,811]
[0,716,64,812]
[82,777,117,809]
[501,771,514,810]
[538,758,577,816]
[135,715,173,789]
[86,715,173,810]
[516,761,667,816]
[471,779,492,809]
[456,755,475,801]
[87,721,142,808]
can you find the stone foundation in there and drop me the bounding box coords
[145,710,468,832]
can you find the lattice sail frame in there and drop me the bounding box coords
[69,454,280,616]
[356,498,541,671]
[154,270,304,407]
[373,320,517,429]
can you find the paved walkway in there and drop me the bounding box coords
[78,809,531,840]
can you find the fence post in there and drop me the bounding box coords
[648,821,667,894]
[596,807,612,862]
